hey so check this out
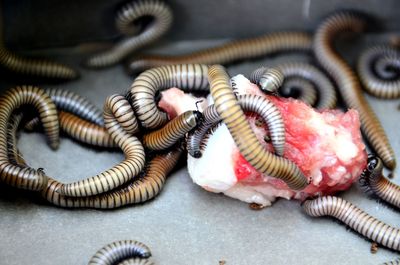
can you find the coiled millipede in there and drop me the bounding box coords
[360,155,400,209]
[208,65,308,190]
[57,94,145,197]
[126,32,312,74]
[41,145,182,208]
[0,6,78,79]
[279,78,318,106]
[251,63,337,109]
[142,110,202,151]
[302,196,400,252]
[357,45,400,99]
[129,64,209,129]
[0,86,59,191]
[249,67,284,93]
[88,240,152,265]
[313,11,396,169]
[186,94,285,158]
[86,0,172,68]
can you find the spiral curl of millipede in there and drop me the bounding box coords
[279,78,318,106]
[86,0,172,68]
[129,64,209,129]
[126,32,312,74]
[187,94,285,158]
[313,11,396,170]
[251,63,337,109]
[57,94,145,197]
[88,240,151,265]
[302,196,400,252]
[208,64,308,190]
[360,155,400,209]
[357,45,400,99]
[0,86,59,191]
[0,4,78,79]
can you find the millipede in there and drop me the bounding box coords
[208,64,308,190]
[88,240,151,265]
[187,94,285,158]
[126,32,312,74]
[313,11,396,169]
[0,5,78,79]
[279,78,318,106]
[0,86,59,191]
[142,110,202,151]
[357,45,400,99]
[41,144,182,208]
[129,64,209,129]
[57,94,145,197]
[86,0,172,68]
[250,63,337,109]
[249,67,284,94]
[360,155,400,209]
[116,257,155,265]
[302,196,400,252]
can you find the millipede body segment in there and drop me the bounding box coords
[208,65,308,190]
[313,12,396,169]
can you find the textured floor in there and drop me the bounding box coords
[0,38,399,265]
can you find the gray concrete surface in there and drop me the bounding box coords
[0,39,399,265]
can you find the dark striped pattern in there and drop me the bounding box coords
[59,111,116,148]
[127,32,312,74]
[313,12,396,169]
[187,94,285,158]
[0,8,78,79]
[86,0,172,68]
[45,88,103,125]
[88,240,151,265]
[302,196,400,251]
[381,258,400,265]
[58,94,145,197]
[143,110,201,150]
[357,45,400,99]
[280,78,318,106]
[116,257,154,265]
[208,65,308,190]
[0,86,59,190]
[7,113,27,166]
[249,67,284,93]
[360,155,400,209]
[41,145,182,208]
[130,64,209,129]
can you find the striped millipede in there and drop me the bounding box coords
[129,64,209,129]
[88,240,151,265]
[359,154,400,209]
[248,67,284,93]
[116,258,154,265]
[302,196,400,252]
[41,144,182,208]
[208,65,308,190]
[0,5,78,79]
[279,78,318,106]
[0,86,59,190]
[142,110,202,151]
[250,63,337,109]
[86,0,172,68]
[313,11,396,169]
[126,32,312,74]
[25,87,103,131]
[57,94,145,197]
[59,111,116,148]
[7,113,27,166]
[357,45,400,99]
[186,94,285,158]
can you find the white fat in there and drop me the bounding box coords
[224,183,273,207]
[187,124,237,192]
[307,111,358,163]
